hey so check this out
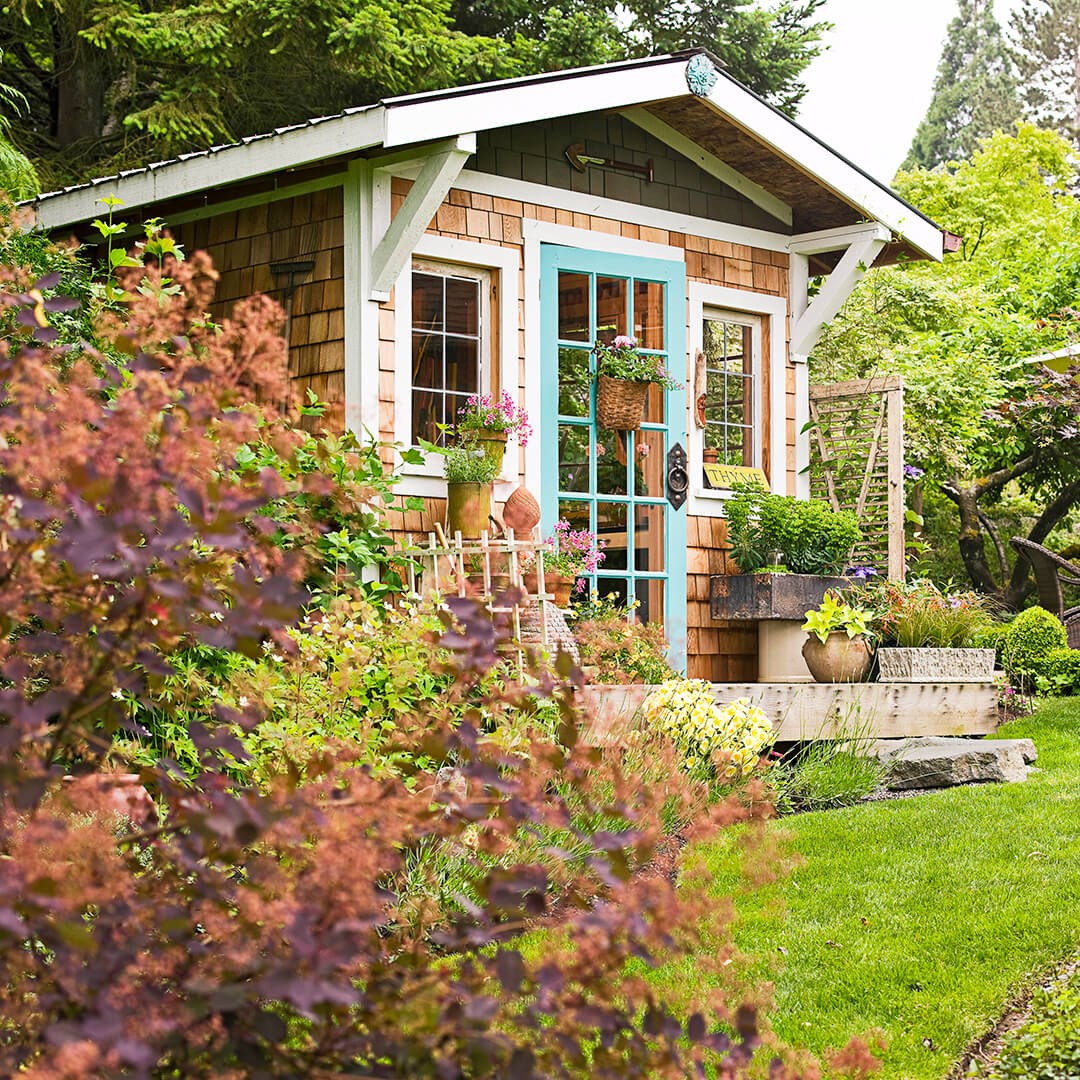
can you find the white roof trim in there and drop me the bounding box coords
[31,52,940,259]
[697,73,942,261]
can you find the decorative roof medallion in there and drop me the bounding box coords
[685,54,718,97]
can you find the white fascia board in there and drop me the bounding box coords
[32,107,386,230]
[699,76,943,262]
[621,106,792,227]
[382,61,688,149]
[787,222,891,256]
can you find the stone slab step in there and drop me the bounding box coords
[870,736,1037,791]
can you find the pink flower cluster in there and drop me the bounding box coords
[458,390,532,447]
[543,518,606,584]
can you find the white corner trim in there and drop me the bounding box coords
[685,282,788,517]
[787,221,891,256]
[343,160,381,440]
[390,236,521,497]
[790,232,888,357]
[369,134,476,298]
[795,363,810,499]
[699,76,943,261]
[439,168,794,254]
[621,106,792,227]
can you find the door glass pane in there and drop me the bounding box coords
[558,424,590,492]
[642,381,666,424]
[596,277,627,344]
[634,505,665,572]
[558,498,590,532]
[633,428,665,497]
[558,272,590,341]
[596,427,628,496]
[594,576,629,609]
[635,578,664,625]
[633,280,665,349]
[558,347,592,417]
[596,501,628,571]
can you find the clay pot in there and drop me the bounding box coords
[524,570,576,607]
[702,448,720,464]
[502,485,541,535]
[475,429,508,470]
[801,632,873,683]
[446,481,493,538]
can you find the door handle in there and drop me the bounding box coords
[667,442,688,510]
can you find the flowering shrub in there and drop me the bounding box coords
[541,518,605,588]
[457,389,532,446]
[595,334,682,389]
[850,577,995,648]
[644,681,775,781]
[574,593,676,684]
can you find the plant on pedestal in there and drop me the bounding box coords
[428,435,500,538]
[801,593,874,683]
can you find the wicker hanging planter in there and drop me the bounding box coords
[596,375,649,431]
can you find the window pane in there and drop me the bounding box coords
[633,428,665,497]
[558,346,592,417]
[642,380,665,424]
[635,578,664,626]
[445,336,479,393]
[412,332,441,389]
[633,280,665,349]
[444,276,479,336]
[412,388,442,445]
[596,427,628,496]
[594,576,629,609]
[596,501,628,571]
[558,272,590,342]
[558,424,590,492]
[558,498,590,531]
[634,504,664,572]
[702,315,756,468]
[413,273,443,331]
[596,277,627,344]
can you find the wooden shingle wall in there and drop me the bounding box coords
[172,187,346,406]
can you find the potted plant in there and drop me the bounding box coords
[801,592,874,683]
[710,480,864,681]
[456,390,532,470]
[594,335,682,431]
[852,578,997,682]
[525,518,605,606]
[441,440,500,538]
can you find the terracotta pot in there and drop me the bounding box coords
[702,448,720,464]
[446,481,493,538]
[523,570,576,607]
[801,632,873,683]
[596,375,649,431]
[475,429,508,470]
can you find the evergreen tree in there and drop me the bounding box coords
[903,0,1019,170]
[1011,0,1080,143]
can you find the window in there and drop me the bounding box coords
[410,266,489,445]
[701,314,756,467]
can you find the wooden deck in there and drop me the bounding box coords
[579,681,999,741]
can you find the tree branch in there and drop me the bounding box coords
[977,507,1009,581]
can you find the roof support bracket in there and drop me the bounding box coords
[368,133,476,299]
[789,224,890,358]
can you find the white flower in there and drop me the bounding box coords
[111,689,124,701]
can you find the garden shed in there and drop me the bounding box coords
[29,49,945,681]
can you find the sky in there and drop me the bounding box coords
[799,0,1024,183]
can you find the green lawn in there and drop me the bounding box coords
[650,697,1080,1078]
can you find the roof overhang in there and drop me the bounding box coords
[28,51,943,263]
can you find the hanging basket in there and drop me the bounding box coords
[596,375,649,431]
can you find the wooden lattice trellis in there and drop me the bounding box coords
[807,375,905,580]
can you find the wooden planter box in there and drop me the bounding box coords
[877,647,996,683]
[709,573,851,621]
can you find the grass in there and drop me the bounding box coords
[647,697,1080,1078]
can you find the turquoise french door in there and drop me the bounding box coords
[540,244,687,669]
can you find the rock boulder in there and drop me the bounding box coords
[871,737,1036,790]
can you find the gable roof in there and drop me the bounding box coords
[28,50,942,263]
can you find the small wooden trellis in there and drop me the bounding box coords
[807,375,905,580]
[403,526,578,671]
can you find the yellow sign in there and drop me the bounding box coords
[702,463,768,490]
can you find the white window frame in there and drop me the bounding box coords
[687,282,788,517]
[392,236,520,497]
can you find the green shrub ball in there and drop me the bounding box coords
[1003,606,1067,680]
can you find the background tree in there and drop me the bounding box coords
[903,0,1019,170]
[0,0,831,190]
[1011,0,1080,144]
[811,125,1080,606]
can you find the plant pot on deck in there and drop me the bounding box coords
[524,570,576,607]
[446,481,493,538]
[877,647,996,683]
[801,632,873,684]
